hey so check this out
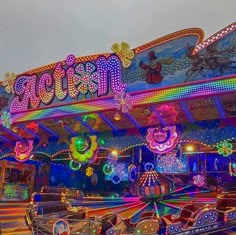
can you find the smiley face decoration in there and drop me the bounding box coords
[69,135,98,163]
[146,125,178,154]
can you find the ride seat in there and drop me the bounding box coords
[101,213,118,234]
[67,211,86,220]
[140,211,155,219]
[124,218,136,228]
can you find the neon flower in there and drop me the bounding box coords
[14,140,33,162]
[114,91,133,113]
[157,105,178,124]
[69,135,98,163]
[146,125,178,154]
[75,62,100,94]
[216,141,233,157]
[193,174,205,187]
[86,166,94,177]
[111,42,134,68]
[1,111,12,128]
[2,72,16,93]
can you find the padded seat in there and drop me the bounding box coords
[162,204,201,227]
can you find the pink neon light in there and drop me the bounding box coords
[146,126,178,154]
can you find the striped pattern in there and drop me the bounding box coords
[0,202,31,235]
[9,75,236,124]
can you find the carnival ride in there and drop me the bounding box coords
[24,186,236,235]
[0,23,236,234]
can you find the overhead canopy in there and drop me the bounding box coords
[0,23,236,161]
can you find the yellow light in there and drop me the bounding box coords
[113,112,121,121]
[186,145,194,152]
[111,150,118,156]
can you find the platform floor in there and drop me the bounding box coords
[0,202,31,235]
[0,201,236,235]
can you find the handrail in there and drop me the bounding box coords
[32,217,101,235]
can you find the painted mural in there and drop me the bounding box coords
[123,30,236,92]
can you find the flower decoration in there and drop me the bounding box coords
[14,140,33,162]
[114,91,133,113]
[1,111,12,128]
[216,141,233,157]
[193,174,205,187]
[86,166,94,177]
[2,72,16,93]
[111,42,134,68]
[146,125,178,154]
[157,105,179,124]
[69,160,81,171]
[69,135,98,163]
[75,62,100,94]
[26,122,38,133]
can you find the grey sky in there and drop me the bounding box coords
[0,0,235,78]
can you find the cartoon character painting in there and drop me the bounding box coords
[53,219,70,235]
[139,51,163,84]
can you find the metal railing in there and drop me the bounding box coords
[32,217,101,235]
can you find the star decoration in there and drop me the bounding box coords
[57,132,71,146]
[37,134,49,148]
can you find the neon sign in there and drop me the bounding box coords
[10,55,126,113]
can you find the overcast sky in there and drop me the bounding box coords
[0,0,235,78]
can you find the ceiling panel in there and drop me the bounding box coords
[186,98,219,121]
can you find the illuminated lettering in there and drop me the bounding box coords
[53,62,67,100]
[10,55,126,113]
[96,56,126,96]
[39,73,54,104]
[10,75,40,113]
[67,67,79,98]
